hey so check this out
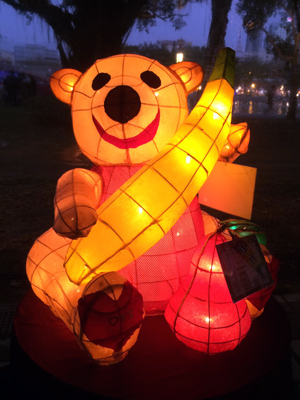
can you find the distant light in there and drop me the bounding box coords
[176,52,183,63]
[251,83,255,88]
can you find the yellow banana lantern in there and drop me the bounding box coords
[65,48,236,285]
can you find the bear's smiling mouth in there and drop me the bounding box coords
[92,110,160,149]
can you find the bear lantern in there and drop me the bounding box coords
[26,49,275,364]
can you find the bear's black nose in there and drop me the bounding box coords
[104,85,141,124]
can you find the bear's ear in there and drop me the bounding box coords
[169,62,203,94]
[50,69,82,104]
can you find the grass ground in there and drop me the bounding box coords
[0,97,299,300]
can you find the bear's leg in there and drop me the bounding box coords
[26,228,84,328]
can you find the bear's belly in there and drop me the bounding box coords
[92,165,205,314]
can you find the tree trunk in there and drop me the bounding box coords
[204,0,233,78]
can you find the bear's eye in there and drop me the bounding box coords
[140,71,161,89]
[92,73,111,90]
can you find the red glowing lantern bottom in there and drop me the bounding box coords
[165,233,252,354]
[165,284,251,354]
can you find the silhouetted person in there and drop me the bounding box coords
[3,71,22,105]
[266,85,276,113]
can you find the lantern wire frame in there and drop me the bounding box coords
[64,48,236,286]
[73,271,145,365]
[165,228,252,354]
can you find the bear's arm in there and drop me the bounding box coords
[218,122,250,163]
[53,168,102,239]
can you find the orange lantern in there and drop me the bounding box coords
[73,271,144,365]
[27,49,240,315]
[26,49,255,363]
[165,232,252,354]
[218,122,250,163]
[62,49,236,285]
[26,228,83,328]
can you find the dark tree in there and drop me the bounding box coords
[237,0,300,119]
[1,0,234,77]
[0,0,187,71]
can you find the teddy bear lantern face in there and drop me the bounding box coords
[50,54,203,165]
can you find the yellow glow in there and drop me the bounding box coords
[205,317,211,323]
[186,155,191,164]
[138,207,143,214]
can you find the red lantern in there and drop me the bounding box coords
[165,232,251,354]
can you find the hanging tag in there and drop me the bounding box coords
[216,234,274,303]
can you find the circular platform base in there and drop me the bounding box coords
[11,289,293,400]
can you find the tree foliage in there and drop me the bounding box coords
[1,0,191,70]
[1,0,233,86]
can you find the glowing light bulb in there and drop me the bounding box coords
[186,155,191,164]
[138,207,143,214]
[155,92,159,97]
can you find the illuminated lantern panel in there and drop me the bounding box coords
[246,246,279,320]
[25,49,244,363]
[218,122,250,163]
[73,272,144,365]
[89,165,204,314]
[26,228,82,329]
[62,49,235,285]
[165,233,252,354]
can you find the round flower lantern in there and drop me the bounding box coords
[73,271,144,365]
[165,232,251,354]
